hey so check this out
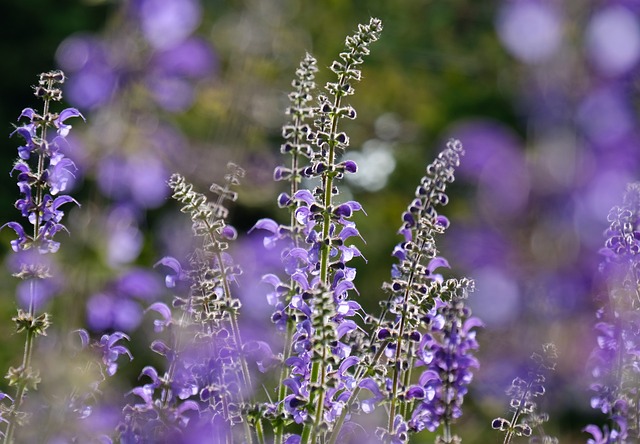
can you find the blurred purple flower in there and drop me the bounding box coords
[97,154,170,209]
[55,34,118,110]
[87,292,142,332]
[105,205,144,266]
[16,277,61,311]
[586,5,640,78]
[496,0,562,64]
[577,85,636,148]
[449,119,530,219]
[137,0,202,50]
[86,269,163,332]
[150,37,216,79]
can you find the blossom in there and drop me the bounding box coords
[586,183,640,440]
[97,332,133,377]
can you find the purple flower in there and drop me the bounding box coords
[2,222,30,252]
[146,302,173,332]
[47,154,77,195]
[12,124,37,160]
[4,75,83,256]
[97,332,133,376]
[54,107,85,137]
[584,424,622,444]
[155,256,187,288]
[137,0,202,50]
[587,183,640,439]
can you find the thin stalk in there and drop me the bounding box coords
[3,280,38,444]
[388,235,426,433]
[400,352,415,420]
[326,345,388,444]
[303,59,351,444]
[202,204,263,443]
[440,328,456,443]
[503,370,540,444]
[274,319,295,444]
[215,250,262,444]
[4,86,53,443]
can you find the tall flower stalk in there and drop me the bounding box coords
[585,183,640,443]
[253,17,382,444]
[359,139,481,444]
[492,343,558,444]
[301,17,382,444]
[122,164,267,443]
[272,51,319,444]
[1,70,84,443]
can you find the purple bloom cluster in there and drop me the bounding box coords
[1,72,83,440]
[3,71,83,256]
[586,183,640,443]
[409,298,481,438]
[118,166,259,443]
[359,139,482,443]
[251,18,383,444]
[492,343,558,444]
[56,0,215,112]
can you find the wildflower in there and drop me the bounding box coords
[586,183,640,442]
[1,70,84,443]
[97,332,133,377]
[492,343,558,444]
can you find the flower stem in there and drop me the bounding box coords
[3,280,38,444]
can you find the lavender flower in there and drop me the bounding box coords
[409,296,482,443]
[120,164,264,443]
[492,343,558,444]
[251,18,383,444]
[1,70,84,444]
[585,183,640,443]
[344,138,482,443]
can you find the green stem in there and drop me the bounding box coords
[400,352,415,420]
[388,239,425,433]
[4,280,38,444]
[326,345,387,444]
[304,61,352,444]
[4,82,52,440]
[274,319,295,444]
[215,251,261,444]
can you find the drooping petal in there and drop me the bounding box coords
[55,108,85,137]
[146,302,173,332]
[154,256,185,287]
[427,256,450,273]
[293,189,315,205]
[250,218,279,234]
[139,366,160,386]
[18,108,36,121]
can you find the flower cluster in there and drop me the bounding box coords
[227,18,481,444]
[585,183,640,443]
[252,18,383,444]
[492,343,558,444]
[3,70,83,255]
[118,165,262,443]
[361,139,481,444]
[0,71,84,443]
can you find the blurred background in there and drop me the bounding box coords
[2,0,639,442]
